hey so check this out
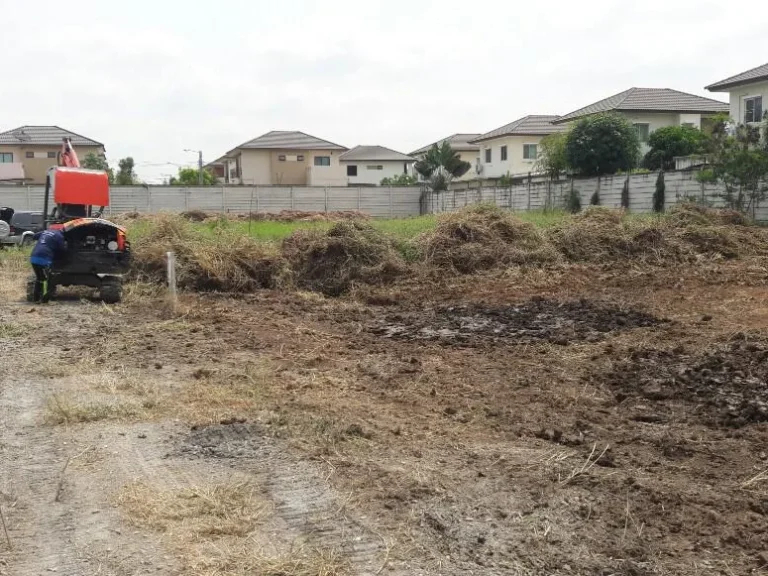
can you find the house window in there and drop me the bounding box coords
[26,151,34,158]
[297,155,305,161]
[745,96,763,124]
[523,144,538,160]
[278,155,286,161]
[347,165,357,176]
[681,122,695,128]
[633,123,650,143]
[314,156,331,166]
[366,165,383,170]
[485,148,492,163]
[47,151,56,158]
[0,153,12,163]
[501,146,508,161]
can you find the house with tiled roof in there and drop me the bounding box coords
[339,146,415,186]
[410,134,481,181]
[706,63,768,126]
[221,130,348,186]
[552,88,728,151]
[0,125,105,184]
[469,115,565,178]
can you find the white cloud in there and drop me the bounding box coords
[0,0,758,182]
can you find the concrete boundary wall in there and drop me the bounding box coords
[0,171,760,219]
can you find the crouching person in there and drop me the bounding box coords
[30,229,66,303]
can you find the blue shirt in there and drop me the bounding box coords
[30,229,66,266]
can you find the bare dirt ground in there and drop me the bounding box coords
[2,258,768,575]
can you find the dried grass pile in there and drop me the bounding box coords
[131,216,289,292]
[283,220,406,296]
[547,206,678,263]
[418,205,560,273]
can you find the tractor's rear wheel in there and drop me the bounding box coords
[100,278,122,304]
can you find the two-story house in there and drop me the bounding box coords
[550,88,728,153]
[706,63,768,127]
[470,116,565,178]
[221,131,348,186]
[0,126,105,184]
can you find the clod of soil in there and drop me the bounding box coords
[370,298,664,346]
[600,337,768,427]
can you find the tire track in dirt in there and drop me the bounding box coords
[180,422,396,575]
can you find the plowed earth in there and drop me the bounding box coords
[2,259,768,575]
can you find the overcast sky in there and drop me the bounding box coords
[0,0,764,182]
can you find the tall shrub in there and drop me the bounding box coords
[653,171,666,213]
[565,113,641,177]
[621,178,630,209]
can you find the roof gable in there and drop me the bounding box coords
[236,130,347,151]
[0,125,103,147]
[410,133,481,155]
[471,115,565,143]
[706,62,768,91]
[339,145,415,162]
[554,88,729,124]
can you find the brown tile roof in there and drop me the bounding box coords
[553,88,729,124]
[706,63,768,91]
[410,133,481,156]
[339,145,415,162]
[470,115,565,143]
[0,125,103,147]
[233,130,347,151]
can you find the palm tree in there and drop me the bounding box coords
[414,142,471,183]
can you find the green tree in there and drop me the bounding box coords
[414,142,471,182]
[81,153,114,184]
[697,117,768,213]
[169,167,218,186]
[380,173,418,187]
[643,125,709,171]
[115,157,138,185]
[653,170,666,213]
[535,132,569,178]
[565,113,640,177]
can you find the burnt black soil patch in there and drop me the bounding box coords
[600,338,768,427]
[179,422,269,459]
[370,298,664,346]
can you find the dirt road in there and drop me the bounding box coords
[2,260,768,575]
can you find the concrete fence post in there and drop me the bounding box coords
[185,188,189,210]
[147,187,152,213]
[290,187,295,210]
[26,186,31,210]
[324,187,329,213]
[357,187,361,210]
[389,187,393,218]
[222,186,226,212]
[256,187,260,212]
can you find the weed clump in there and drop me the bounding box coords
[418,204,560,273]
[283,220,406,296]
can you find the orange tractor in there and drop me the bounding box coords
[26,138,131,303]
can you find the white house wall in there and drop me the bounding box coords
[476,135,545,178]
[341,160,411,186]
[727,81,768,125]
